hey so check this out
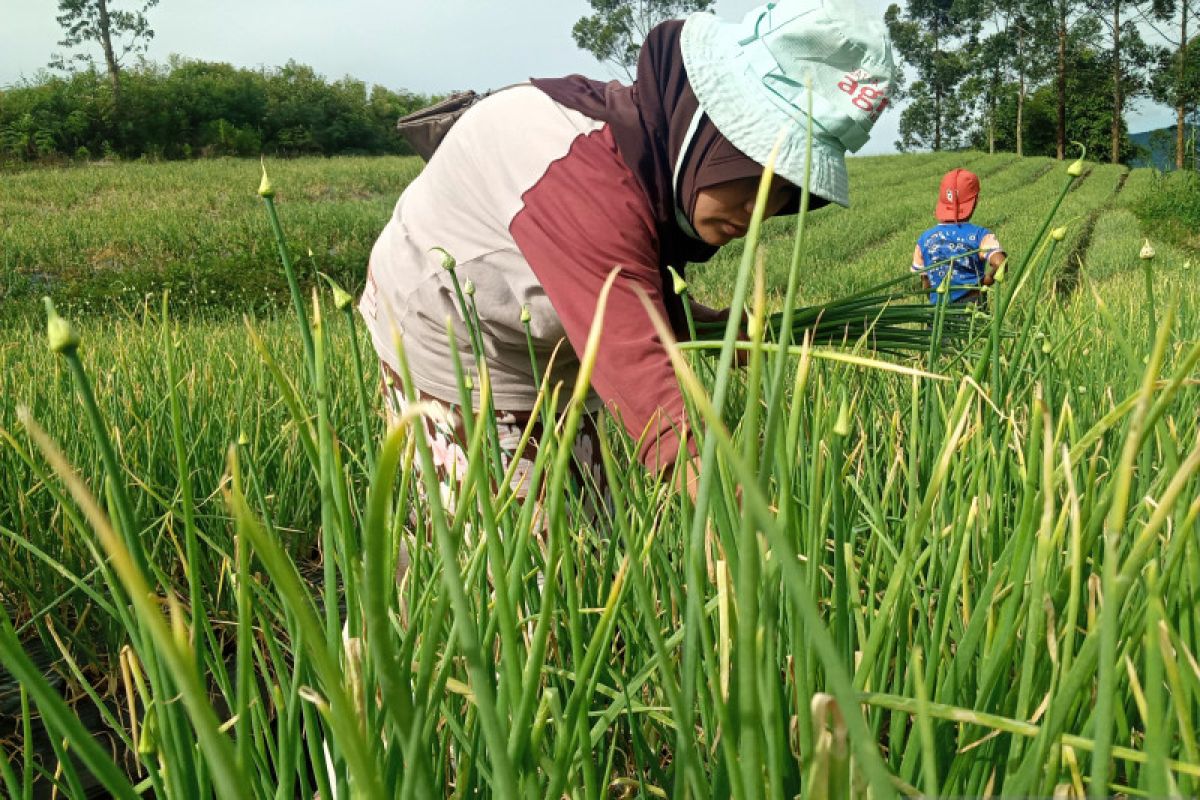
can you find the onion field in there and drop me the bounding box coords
[1,151,1198,799]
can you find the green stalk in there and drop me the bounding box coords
[442,257,508,491]
[1008,375,1200,796]
[674,139,782,799]
[642,300,900,798]
[456,374,524,713]
[162,293,205,682]
[230,452,255,779]
[311,294,342,646]
[243,318,320,473]
[520,305,542,390]
[0,608,138,800]
[226,455,385,798]
[318,270,376,472]
[1143,567,1170,799]
[733,258,768,799]
[344,305,377,473]
[970,150,1082,389]
[21,412,247,799]
[912,648,939,797]
[668,266,697,343]
[862,691,1200,780]
[1093,303,1176,796]
[392,338,520,797]
[1142,254,1157,356]
[45,300,148,581]
[829,392,853,670]
[362,420,425,778]
[1005,391,1056,771]
[258,164,315,378]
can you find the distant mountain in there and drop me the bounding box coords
[1130,123,1198,171]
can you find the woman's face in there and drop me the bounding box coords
[691,175,797,246]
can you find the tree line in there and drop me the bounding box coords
[7,0,1196,165]
[2,0,433,163]
[885,0,1199,168]
[0,59,435,162]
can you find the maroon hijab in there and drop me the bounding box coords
[532,20,790,272]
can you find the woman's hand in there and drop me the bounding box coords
[689,302,752,366]
[688,301,729,325]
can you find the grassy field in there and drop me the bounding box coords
[1,152,1199,799]
[0,157,422,319]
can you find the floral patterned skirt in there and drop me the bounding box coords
[379,361,605,508]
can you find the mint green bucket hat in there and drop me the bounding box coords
[680,0,897,208]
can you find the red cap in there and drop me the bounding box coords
[936,168,980,223]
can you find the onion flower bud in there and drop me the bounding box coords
[833,400,851,437]
[257,159,275,198]
[431,247,456,271]
[332,285,353,311]
[667,265,688,296]
[1067,144,1086,177]
[44,297,80,355]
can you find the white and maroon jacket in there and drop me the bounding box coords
[361,85,690,470]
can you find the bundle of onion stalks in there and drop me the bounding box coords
[688,273,984,357]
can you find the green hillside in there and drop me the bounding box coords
[1,153,1198,799]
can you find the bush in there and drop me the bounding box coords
[1131,169,1200,250]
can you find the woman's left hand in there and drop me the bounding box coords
[689,302,752,366]
[689,301,729,325]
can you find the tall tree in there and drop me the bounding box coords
[1144,0,1200,167]
[1053,1,1081,158]
[972,32,1133,160]
[573,0,715,79]
[962,5,1012,154]
[886,0,982,151]
[970,0,1056,156]
[1083,0,1158,162]
[52,0,159,107]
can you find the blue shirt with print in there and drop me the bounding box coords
[916,222,996,304]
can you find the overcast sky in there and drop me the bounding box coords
[0,0,1177,155]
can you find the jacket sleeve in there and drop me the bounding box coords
[509,126,693,471]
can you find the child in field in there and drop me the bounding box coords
[362,0,896,498]
[912,168,1006,303]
